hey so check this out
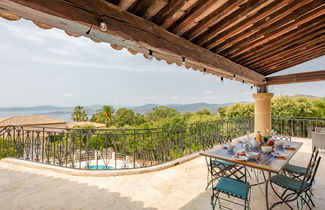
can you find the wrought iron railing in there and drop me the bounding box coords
[272,117,325,138]
[0,118,253,170]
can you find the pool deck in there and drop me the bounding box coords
[1,137,325,210]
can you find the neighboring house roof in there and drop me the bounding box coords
[67,122,106,128]
[0,116,67,127]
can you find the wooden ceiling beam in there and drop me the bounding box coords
[259,47,325,75]
[168,0,219,35]
[182,0,242,41]
[240,25,325,67]
[258,43,325,72]
[249,31,325,69]
[237,18,324,64]
[1,0,265,85]
[196,0,270,46]
[266,70,325,85]
[150,0,188,27]
[220,1,324,57]
[264,52,325,76]
[202,0,291,51]
[128,0,168,20]
[118,0,137,11]
[211,0,313,53]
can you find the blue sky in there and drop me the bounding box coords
[0,18,324,107]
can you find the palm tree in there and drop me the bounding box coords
[71,106,88,122]
[98,105,114,127]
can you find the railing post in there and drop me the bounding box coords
[133,130,136,168]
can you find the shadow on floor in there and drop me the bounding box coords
[0,167,157,210]
[180,151,325,210]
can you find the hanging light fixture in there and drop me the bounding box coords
[221,77,224,83]
[182,57,186,65]
[203,68,207,75]
[148,50,153,61]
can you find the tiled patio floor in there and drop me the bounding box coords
[0,137,324,210]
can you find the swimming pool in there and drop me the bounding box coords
[85,165,115,170]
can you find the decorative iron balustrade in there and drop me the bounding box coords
[0,118,253,170]
[272,117,325,138]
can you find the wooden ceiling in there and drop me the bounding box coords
[0,0,324,85]
[109,0,325,76]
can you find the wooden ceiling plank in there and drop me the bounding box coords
[244,29,325,67]
[196,0,271,47]
[266,70,325,85]
[260,45,325,72]
[219,1,324,56]
[169,0,219,35]
[118,0,136,11]
[203,0,291,51]
[259,41,325,70]
[150,0,188,26]
[262,51,325,76]
[142,0,169,20]
[211,0,313,53]
[182,0,242,41]
[251,38,325,72]
[159,0,199,29]
[237,18,324,64]
[1,0,265,85]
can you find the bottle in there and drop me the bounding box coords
[256,131,262,143]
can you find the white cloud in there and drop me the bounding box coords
[63,93,73,97]
[137,96,157,100]
[204,90,215,95]
[171,96,179,99]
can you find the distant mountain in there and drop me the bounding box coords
[0,103,246,123]
[293,94,323,99]
[0,102,246,115]
[130,102,237,113]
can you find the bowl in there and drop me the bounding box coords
[261,146,273,153]
[246,152,259,159]
[226,144,236,151]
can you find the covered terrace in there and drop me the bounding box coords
[0,0,324,209]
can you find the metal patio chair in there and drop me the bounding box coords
[211,166,251,210]
[266,155,322,210]
[283,146,319,181]
[205,157,235,190]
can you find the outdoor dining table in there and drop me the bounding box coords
[200,140,303,209]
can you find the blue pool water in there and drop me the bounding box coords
[86,165,115,170]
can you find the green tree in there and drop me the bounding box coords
[97,105,114,127]
[217,106,227,117]
[271,96,317,117]
[71,106,88,122]
[146,106,179,122]
[196,108,212,115]
[114,108,137,127]
[224,103,254,119]
[313,99,325,118]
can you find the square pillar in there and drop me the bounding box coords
[252,93,274,136]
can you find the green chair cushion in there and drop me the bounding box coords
[283,164,307,175]
[271,174,311,192]
[214,177,250,200]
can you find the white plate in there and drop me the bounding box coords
[232,155,248,161]
[283,144,296,149]
[272,152,287,158]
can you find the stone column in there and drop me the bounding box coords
[252,93,274,136]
